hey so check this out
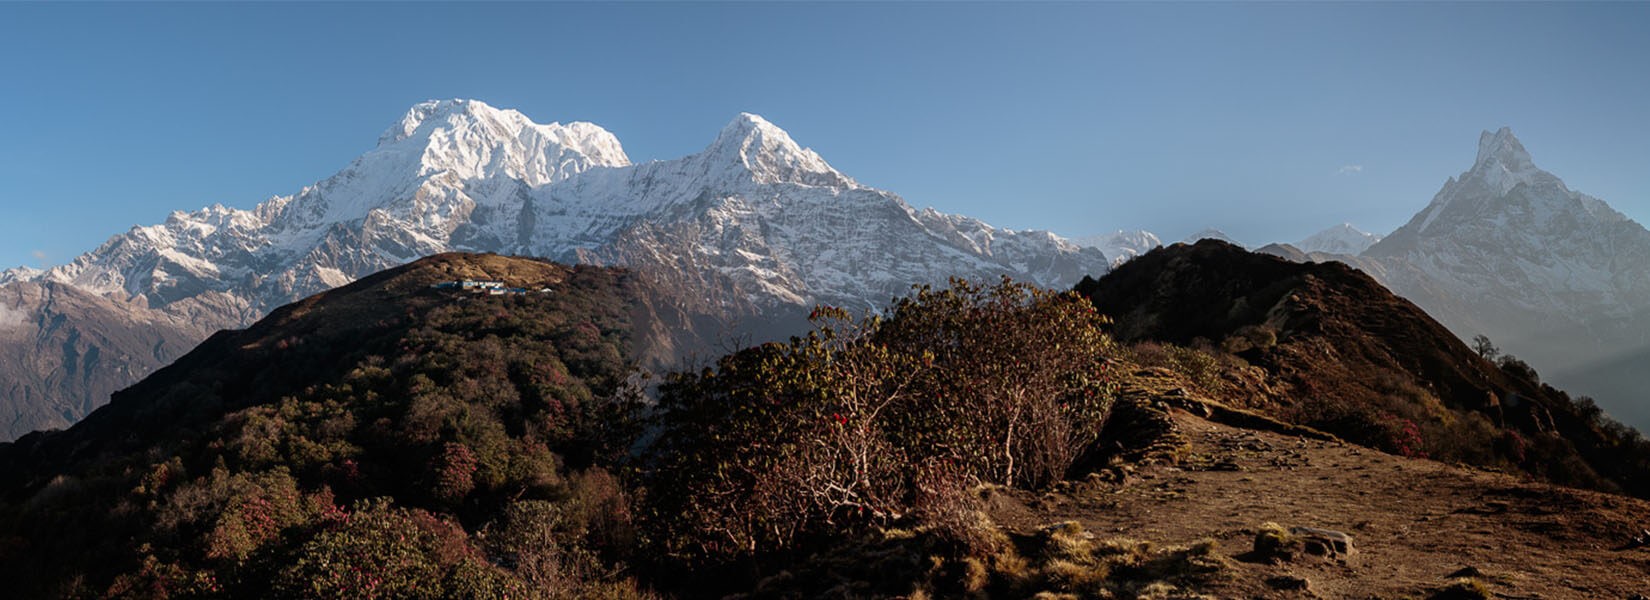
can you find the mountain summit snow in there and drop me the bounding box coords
[379,98,631,173]
[0,99,1107,439]
[701,113,851,187]
[1295,223,1382,255]
[1074,230,1163,266]
[1471,126,1546,194]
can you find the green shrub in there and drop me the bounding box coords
[273,499,523,599]
[1126,342,1228,396]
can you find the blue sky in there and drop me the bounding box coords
[1,2,1646,269]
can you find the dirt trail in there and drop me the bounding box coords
[989,410,1650,598]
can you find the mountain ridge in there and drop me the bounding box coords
[0,99,1107,440]
[1079,239,1650,496]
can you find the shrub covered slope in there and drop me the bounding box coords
[0,253,647,598]
[4,247,1649,599]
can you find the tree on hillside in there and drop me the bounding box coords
[1472,334,1500,361]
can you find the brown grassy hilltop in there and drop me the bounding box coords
[984,371,1650,599]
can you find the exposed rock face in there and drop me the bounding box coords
[0,282,207,440]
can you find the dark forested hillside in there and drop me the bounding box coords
[0,253,649,598]
[0,260,1146,599]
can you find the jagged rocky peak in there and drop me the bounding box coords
[1474,127,1535,172]
[273,99,636,232]
[1352,125,1650,430]
[1371,125,1624,251]
[1463,126,1563,196]
[697,112,854,187]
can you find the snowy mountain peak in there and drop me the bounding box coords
[1073,229,1162,266]
[1373,128,1604,248]
[1183,228,1241,248]
[700,113,852,187]
[716,112,781,139]
[1474,127,1532,170]
[381,99,509,146]
[264,99,637,228]
[377,99,630,175]
[1466,127,1556,196]
[1296,223,1383,255]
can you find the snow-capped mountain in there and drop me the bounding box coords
[0,99,1107,439]
[22,101,1100,316]
[1363,127,1650,337]
[1074,229,1162,266]
[1182,228,1241,247]
[1359,127,1650,428]
[1296,223,1383,255]
[550,112,1105,311]
[29,100,633,316]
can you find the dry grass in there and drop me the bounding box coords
[1250,522,1297,562]
[730,514,1228,599]
[992,521,1228,599]
[1125,342,1233,398]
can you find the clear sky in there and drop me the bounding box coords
[2,2,1646,269]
